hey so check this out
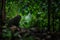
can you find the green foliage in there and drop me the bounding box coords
[2,27,12,38]
[6,0,48,28]
[2,0,60,40]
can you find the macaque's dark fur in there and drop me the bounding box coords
[7,15,21,27]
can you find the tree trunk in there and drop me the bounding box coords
[48,0,52,31]
[0,0,6,40]
[2,0,6,26]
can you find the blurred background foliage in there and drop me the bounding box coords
[2,0,60,40]
[5,0,60,31]
[6,0,48,28]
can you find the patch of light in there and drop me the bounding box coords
[25,13,32,22]
[38,12,42,14]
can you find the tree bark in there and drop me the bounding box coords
[48,0,52,31]
[2,0,6,26]
[0,0,6,40]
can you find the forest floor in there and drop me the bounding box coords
[19,28,60,40]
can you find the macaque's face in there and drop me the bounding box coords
[10,25,17,32]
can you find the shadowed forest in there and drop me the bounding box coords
[0,0,60,40]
